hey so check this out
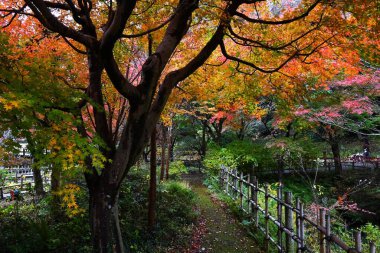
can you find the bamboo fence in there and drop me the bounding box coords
[219,166,377,253]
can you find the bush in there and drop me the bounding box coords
[0,198,91,253]
[203,140,258,175]
[168,160,188,180]
[0,167,197,253]
[119,169,197,252]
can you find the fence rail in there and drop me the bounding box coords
[0,182,33,200]
[219,166,377,253]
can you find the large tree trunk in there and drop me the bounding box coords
[148,126,157,231]
[89,186,116,253]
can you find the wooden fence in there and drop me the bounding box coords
[219,166,377,253]
[322,157,379,171]
[0,167,50,201]
[0,181,33,200]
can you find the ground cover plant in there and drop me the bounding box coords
[0,167,197,253]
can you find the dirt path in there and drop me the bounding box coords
[183,173,262,253]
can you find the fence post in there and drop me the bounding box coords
[239,172,244,210]
[369,242,376,253]
[354,231,362,252]
[285,191,294,253]
[232,170,235,199]
[325,212,331,253]
[277,186,283,253]
[234,169,239,200]
[296,198,301,252]
[226,169,229,195]
[220,167,224,188]
[264,184,270,251]
[319,208,326,253]
[253,177,259,228]
[247,174,251,213]
[296,198,305,252]
[0,187,3,200]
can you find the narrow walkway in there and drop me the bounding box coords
[183,173,262,253]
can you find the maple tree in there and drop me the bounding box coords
[1,0,378,252]
[290,70,380,173]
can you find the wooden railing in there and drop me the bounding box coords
[322,157,379,171]
[219,166,377,253]
[0,181,33,200]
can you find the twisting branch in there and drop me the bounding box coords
[205,57,228,67]
[43,1,79,12]
[57,76,86,91]
[234,0,322,25]
[61,36,87,55]
[24,0,96,48]
[220,40,299,73]
[1,4,29,28]
[227,23,320,51]
[121,15,174,38]
[149,0,243,121]
[100,0,140,102]
[62,0,85,25]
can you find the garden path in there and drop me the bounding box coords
[183,173,262,253]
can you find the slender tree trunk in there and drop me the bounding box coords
[33,168,44,196]
[111,192,124,253]
[237,118,245,140]
[277,156,284,184]
[50,165,62,216]
[148,126,157,232]
[160,125,166,181]
[165,127,172,180]
[50,166,61,193]
[328,133,343,174]
[32,164,44,197]
[143,148,150,163]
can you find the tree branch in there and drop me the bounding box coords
[24,0,96,48]
[234,0,321,25]
[121,15,174,39]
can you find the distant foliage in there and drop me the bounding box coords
[168,160,188,179]
[203,141,258,174]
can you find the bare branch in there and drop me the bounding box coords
[234,0,322,25]
[220,40,299,73]
[57,76,86,91]
[61,36,87,55]
[121,15,174,39]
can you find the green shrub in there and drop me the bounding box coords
[203,140,258,175]
[0,168,197,253]
[119,170,197,252]
[168,160,188,179]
